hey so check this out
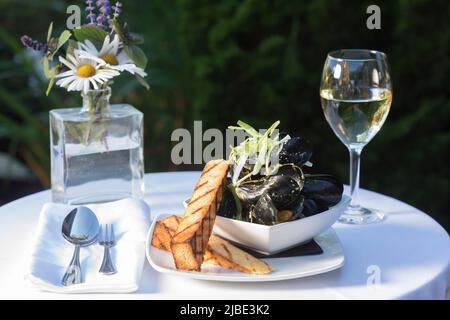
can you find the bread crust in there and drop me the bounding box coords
[151,215,180,252]
[170,160,229,271]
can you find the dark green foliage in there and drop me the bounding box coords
[0,0,448,229]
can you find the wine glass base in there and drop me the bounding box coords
[338,205,384,225]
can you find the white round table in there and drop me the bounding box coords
[0,172,449,300]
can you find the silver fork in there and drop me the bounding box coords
[98,224,117,275]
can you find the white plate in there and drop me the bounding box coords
[146,214,345,282]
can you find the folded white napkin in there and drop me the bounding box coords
[25,198,151,294]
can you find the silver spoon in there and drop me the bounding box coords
[61,207,99,286]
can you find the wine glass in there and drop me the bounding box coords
[320,49,392,224]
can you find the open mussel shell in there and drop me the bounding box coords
[267,175,301,210]
[235,179,267,206]
[236,174,301,211]
[276,195,306,223]
[238,175,303,225]
[279,137,313,167]
[302,174,343,208]
[290,195,305,220]
[276,164,305,190]
[250,192,278,225]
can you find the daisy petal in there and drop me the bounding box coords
[134,68,148,78]
[56,70,75,78]
[99,35,112,56]
[57,76,76,87]
[85,40,99,55]
[89,78,99,90]
[111,35,120,55]
[67,54,79,67]
[59,57,76,70]
[66,79,78,91]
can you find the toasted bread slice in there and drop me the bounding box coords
[151,215,180,252]
[171,160,229,271]
[152,216,272,275]
[204,235,272,274]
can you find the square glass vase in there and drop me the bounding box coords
[50,87,144,204]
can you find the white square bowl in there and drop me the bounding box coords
[184,195,350,255]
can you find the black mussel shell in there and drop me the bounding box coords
[234,174,294,206]
[279,137,313,166]
[217,187,237,219]
[302,198,329,217]
[288,195,305,221]
[277,164,305,190]
[235,170,303,213]
[302,174,343,208]
[267,175,301,210]
[250,192,278,225]
[235,179,268,206]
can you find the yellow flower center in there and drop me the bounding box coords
[101,54,119,65]
[76,64,96,78]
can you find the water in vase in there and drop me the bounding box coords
[50,102,144,204]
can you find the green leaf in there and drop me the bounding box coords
[111,19,125,42]
[41,56,60,95]
[47,38,58,55]
[46,77,56,96]
[47,30,71,60]
[135,74,150,90]
[262,120,280,140]
[41,57,50,78]
[253,138,267,175]
[41,57,60,79]
[124,45,148,68]
[229,120,260,137]
[66,39,78,57]
[73,26,107,49]
[47,22,53,42]
[57,30,71,51]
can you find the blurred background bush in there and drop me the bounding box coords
[0,0,448,230]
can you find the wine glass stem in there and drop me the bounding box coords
[349,147,362,208]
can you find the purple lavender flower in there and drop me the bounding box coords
[97,0,111,14]
[112,2,122,19]
[95,0,112,29]
[83,0,123,31]
[85,0,97,25]
[20,35,48,53]
[96,15,108,28]
[108,1,122,31]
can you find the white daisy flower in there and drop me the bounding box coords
[79,35,147,78]
[55,51,120,93]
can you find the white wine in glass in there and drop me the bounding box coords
[320,50,392,224]
[320,88,392,148]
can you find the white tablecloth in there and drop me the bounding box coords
[0,172,449,299]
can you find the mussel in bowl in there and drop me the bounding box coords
[279,137,313,167]
[302,174,343,208]
[218,121,344,226]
